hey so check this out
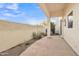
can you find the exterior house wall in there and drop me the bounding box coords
[62,4,79,55]
[55,19,61,34]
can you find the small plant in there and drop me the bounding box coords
[38,32,47,38]
[32,32,37,39]
[40,32,47,37]
[32,32,47,40]
[36,32,42,39]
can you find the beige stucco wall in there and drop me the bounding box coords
[62,4,79,55]
[0,21,44,52]
[55,18,61,34]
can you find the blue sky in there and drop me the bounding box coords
[0,3,47,25]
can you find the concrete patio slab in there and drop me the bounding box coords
[20,36,77,56]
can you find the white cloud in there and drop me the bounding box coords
[0,11,45,25]
[21,17,44,25]
[6,3,18,10]
[2,13,16,17]
[0,3,19,11]
[1,12,29,19]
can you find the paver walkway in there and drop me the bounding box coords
[20,36,77,56]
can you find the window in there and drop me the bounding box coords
[67,11,73,28]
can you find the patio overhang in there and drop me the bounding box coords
[39,3,72,17]
[39,3,68,36]
[39,3,78,36]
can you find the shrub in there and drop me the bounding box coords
[40,32,47,37]
[32,32,41,40]
[32,32,37,39]
[36,32,42,39]
[32,32,47,40]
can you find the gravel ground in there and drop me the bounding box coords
[0,39,38,56]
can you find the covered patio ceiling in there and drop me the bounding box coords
[39,3,71,17]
